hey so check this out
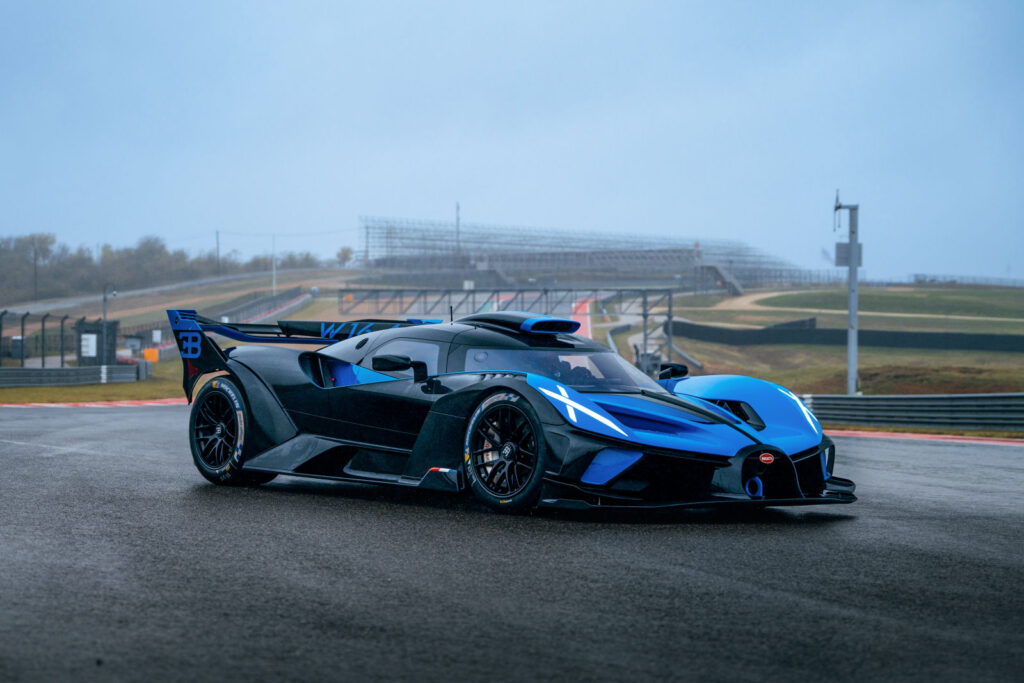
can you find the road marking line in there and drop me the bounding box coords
[0,438,105,456]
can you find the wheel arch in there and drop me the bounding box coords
[403,376,564,481]
[220,359,299,457]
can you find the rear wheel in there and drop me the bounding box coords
[464,391,548,512]
[189,377,276,486]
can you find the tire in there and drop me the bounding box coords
[463,391,549,513]
[189,377,276,486]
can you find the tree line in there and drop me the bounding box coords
[1,234,354,305]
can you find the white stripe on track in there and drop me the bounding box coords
[0,438,106,456]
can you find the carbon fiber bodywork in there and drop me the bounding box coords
[167,309,857,509]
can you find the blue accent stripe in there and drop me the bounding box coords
[580,448,643,485]
[329,361,395,387]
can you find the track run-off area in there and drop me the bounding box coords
[1,406,1022,681]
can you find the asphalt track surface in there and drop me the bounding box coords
[1,407,1022,682]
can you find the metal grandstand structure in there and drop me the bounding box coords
[358,216,832,291]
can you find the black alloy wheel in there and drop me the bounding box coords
[468,403,538,498]
[193,390,238,470]
[188,377,275,486]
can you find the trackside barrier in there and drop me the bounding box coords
[803,393,1024,432]
[0,363,150,388]
[665,320,1024,353]
[604,324,631,352]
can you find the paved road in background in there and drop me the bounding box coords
[2,407,1021,681]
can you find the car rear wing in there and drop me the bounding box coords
[168,309,441,345]
[166,309,441,400]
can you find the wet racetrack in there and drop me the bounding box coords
[1,406,1022,681]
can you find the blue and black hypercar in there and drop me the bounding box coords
[167,309,855,512]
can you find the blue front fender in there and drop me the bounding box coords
[525,374,759,457]
[671,375,823,455]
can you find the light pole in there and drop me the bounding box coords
[102,284,117,366]
[641,290,649,373]
[834,192,860,395]
[59,314,69,367]
[40,313,50,368]
[666,291,673,363]
[20,311,29,367]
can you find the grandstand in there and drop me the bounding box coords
[357,216,836,292]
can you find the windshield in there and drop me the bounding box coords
[460,347,667,393]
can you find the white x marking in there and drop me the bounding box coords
[538,385,628,437]
[557,384,576,422]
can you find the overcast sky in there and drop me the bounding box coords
[1,1,1021,279]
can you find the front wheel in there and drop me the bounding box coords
[463,391,548,513]
[189,377,276,486]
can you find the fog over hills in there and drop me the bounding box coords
[1,1,1021,280]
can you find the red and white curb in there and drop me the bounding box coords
[0,398,187,408]
[572,297,595,339]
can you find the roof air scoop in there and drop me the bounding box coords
[520,317,580,335]
[456,311,581,335]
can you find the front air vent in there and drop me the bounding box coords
[708,400,766,431]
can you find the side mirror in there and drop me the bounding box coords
[372,354,429,383]
[659,362,689,380]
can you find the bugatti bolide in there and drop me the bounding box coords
[167,309,856,512]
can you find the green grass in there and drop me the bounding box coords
[758,287,1024,318]
[281,296,340,320]
[0,360,183,404]
[673,338,1024,395]
[671,294,729,308]
[671,308,1024,334]
[606,324,1024,395]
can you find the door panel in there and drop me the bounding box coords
[329,339,452,451]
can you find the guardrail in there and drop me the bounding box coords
[0,363,151,388]
[604,323,631,353]
[803,393,1024,432]
[665,319,1024,353]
